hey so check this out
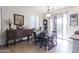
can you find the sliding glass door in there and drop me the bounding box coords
[49,17,54,33]
[57,16,63,39]
[56,14,67,39]
[63,14,67,39]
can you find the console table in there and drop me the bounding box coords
[6,29,33,47]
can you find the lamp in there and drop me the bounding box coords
[45,6,51,18]
[8,18,12,30]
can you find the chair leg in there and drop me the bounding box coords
[40,41,42,48]
[45,46,47,51]
[45,44,47,51]
[45,40,48,51]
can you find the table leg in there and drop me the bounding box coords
[6,39,8,47]
[14,39,16,45]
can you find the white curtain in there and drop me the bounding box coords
[0,8,1,30]
[35,16,40,30]
[30,15,40,29]
[30,15,36,29]
[49,16,54,33]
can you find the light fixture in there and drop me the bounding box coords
[45,6,51,18]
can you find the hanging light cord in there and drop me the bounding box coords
[47,6,50,12]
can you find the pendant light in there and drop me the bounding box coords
[45,6,51,18]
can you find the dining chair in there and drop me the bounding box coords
[32,31,40,45]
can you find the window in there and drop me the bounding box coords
[49,17,53,33]
[0,8,1,30]
[30,15,40,29]
[36,16,40,29]
[63,14,67,39]
[30,15,36,29]
[56,13,67,39]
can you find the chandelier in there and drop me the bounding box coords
[45,6,51,18]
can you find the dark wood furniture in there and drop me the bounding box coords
[38,31,57,51]
[32,31,40,45]
[47,34,57,50]
[6,29,33,47]
[74,31,79,34]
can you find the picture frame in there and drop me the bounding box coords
[70,13,78,26]
[14,14,24,26]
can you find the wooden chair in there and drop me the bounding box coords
[32,32,40,45]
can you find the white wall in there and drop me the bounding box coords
[0,6,43,45]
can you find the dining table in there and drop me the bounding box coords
[36,31,57,51]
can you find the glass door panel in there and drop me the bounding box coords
[57,16,63,39]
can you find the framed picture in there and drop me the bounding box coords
[70,13,78,26]
[14,14,24,26]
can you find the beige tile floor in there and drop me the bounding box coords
[0,39,73,53]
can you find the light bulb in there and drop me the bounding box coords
[46,13,51,17]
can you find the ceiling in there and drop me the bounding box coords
[2,6,68,14]
[24,6,68,14]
